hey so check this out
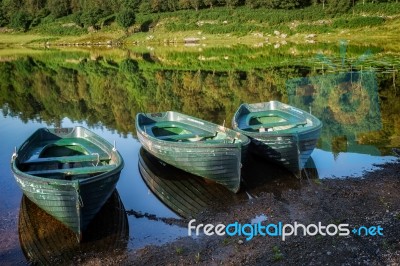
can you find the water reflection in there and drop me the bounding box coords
[18,190,128,264]
[287,70,386,155]
[139,148,245,218]
[139,147,321,214]
[0,51,398,154]
[242,153,319,199]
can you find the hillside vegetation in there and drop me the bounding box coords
[0,1,400,45]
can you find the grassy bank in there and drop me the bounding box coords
[0,3,400,48]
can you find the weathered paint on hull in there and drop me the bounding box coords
[14,162,121,238]
[138,130,242,193]
[251,128,320,175]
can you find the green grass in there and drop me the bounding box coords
[175,246,184,255]
[0,33,57,44]
[272,246,284,261]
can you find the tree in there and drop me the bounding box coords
[225,0,240,8]
[0,9,7,26]
[116,10,135,30]
[178,0,191,9]
[326,0,351,14]
[1,0,23,22]
[47,0,71,18]
[190,0,202,11]
[204,0,216,8]
[80,8,105,27]
[10,11,31,31]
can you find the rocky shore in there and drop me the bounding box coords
[123,161,400,265]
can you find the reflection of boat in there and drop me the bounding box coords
[136,111,250,193]
[232,101,322,175]
[11,127,124,239]
[138,148,243,218]
[242,153,319,198]
[19,190,128,264]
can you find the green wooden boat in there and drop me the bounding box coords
[19,191,128,264]
[11,126,124,240]
[136,111,250,193]
[139,148,244,218]
[232,101,322,175]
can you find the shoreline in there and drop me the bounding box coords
[123,160,400,265]
[1,28,400,50]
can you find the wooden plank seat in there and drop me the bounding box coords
[242,120,307,131]
[145,121,216,141]
[157,133,217,141]
[25,164,117,176]
[21,154,110,165]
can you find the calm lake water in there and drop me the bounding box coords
[0,43,399,263]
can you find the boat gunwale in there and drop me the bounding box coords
[232,101,322,137]
[136,111,250,148]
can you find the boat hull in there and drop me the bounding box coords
[250,128,320,175]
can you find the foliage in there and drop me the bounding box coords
[332,16,385,28]
[0,0,399,35]
[116,10,136,29]
[79,9,107,27]
[47,0,71,18]
[326,0,351,14]
[120,58,139,73]
[10,11,31,31]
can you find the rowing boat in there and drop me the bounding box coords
[232,101,322,175]
[11,126,124,240]
[136,111,250,193]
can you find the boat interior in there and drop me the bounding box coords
[143,121,235,143]
[18,138,115,180]
[238,110,309,132]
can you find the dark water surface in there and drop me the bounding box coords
[0,44,399,263]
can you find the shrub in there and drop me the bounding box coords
[116,10,136,29]
[80,9,106,27]
[47,0,71,18]
[120,59,139,73]
[332,16,385,28]
[10,11,31,31]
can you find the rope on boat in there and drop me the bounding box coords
[91,153,100,166]
[74,182,84,208]
[11,147,18,163]
[112,140,117,152]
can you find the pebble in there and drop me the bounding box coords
[238,240,243,245]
